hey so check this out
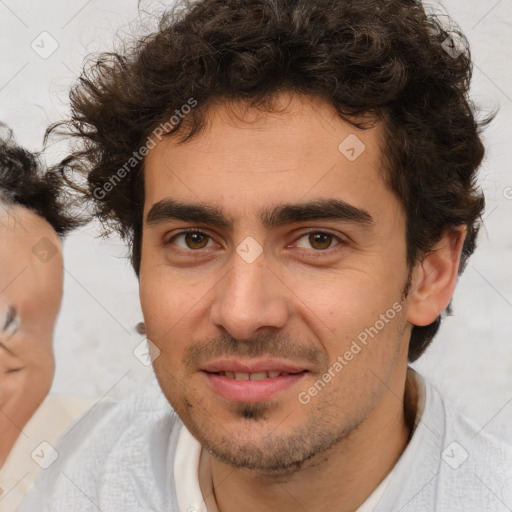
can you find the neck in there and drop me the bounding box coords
[201,366,419,512]
[0,390,42,468]
[0,414,24,468]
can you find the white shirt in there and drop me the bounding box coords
[19,370,512,512]
[0,395,95,512]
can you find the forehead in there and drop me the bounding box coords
[0,205,62,301]
[143,93,400,227]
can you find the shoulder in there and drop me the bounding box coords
[428,378,512,470]
[438,388,512,507]
[19,381,183,511]
[377,372,512,512]
[417,376,512,510]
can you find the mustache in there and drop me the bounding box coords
[182,332,325,370]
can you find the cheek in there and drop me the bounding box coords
[288,269,408,382]
[141,276,194,320]
[16,332,55,368]
[139,263,211,355]
[139,255,172,330]
[288,266,403,329]
[0,366,53,424]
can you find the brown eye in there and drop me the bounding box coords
[184,232,209,249]
[169,231,213,250]
[308,233,333,250]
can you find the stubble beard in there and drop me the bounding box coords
[180,395,363,476]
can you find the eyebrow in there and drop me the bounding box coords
[146,198,374,231]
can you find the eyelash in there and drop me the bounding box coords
[1,306,19,338]
[164,228,345,255]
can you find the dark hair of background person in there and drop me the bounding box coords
[0,126,78,236]
[50,0,495,361]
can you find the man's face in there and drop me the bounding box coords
[140,93,413,472]
[0,206,62,437]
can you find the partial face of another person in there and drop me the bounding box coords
[139,93,431,473]
[0,204,63,459]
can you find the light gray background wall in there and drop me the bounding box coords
[1,0,511,442]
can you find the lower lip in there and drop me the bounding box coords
[202,371,307,402]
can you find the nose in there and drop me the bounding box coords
[209,255,290,340]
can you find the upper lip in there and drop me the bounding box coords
[201,358,308,374]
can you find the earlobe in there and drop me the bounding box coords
[405,226,467,327]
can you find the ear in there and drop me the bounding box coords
[406,226,467,327]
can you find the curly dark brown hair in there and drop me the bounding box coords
[53,0,493,361]
[0,126,78,235]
